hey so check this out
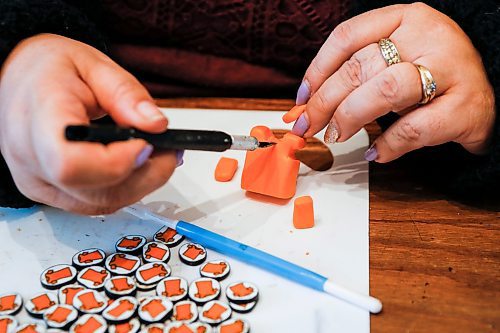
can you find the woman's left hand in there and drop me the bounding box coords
[293,2,496,162]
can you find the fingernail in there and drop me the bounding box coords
[324,118,340,144]
[291,113,310,137]
[176,150,184,167]
[296,80,311,105]
[364,144,378,162]
[136,101,165,122]
[135,144,153,168]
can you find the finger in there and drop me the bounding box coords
[78,56,167,133]
[367,96,464,163]
[302,4,405,98]
[16,178,122,215]
[65,149,177,207]
[303,43,388,136]
[334,61,443,141]
[31,89,154,188]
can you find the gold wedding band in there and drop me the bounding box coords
[415,64,437,104]
[378,38,401,66]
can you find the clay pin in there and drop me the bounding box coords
[155,276,188,303]
[171,300,198,323]
[142,241,170,263]
[154,226,184,248]
[104,276,137,299]
[199,300,232,325]
[77,266,110,290]
[179,243,207,266]
[199,260,230,281]
[72,289,107,315]
[69,314,107,333]
[137,296,173,324]
[134,262,171,291]
[43,304,78,329]
[101,296,138,324]
[188,278,220,305]
[25,292,58,318]
[105,253,141,276]
[0,293,23,316]
[40,264,77,290]
[107,317,141,333]
[72,249,106,270]
[225,282,259,304]
[115,235,146,255]
[216,318,250,333]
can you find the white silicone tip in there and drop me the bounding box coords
[323,279,383,314]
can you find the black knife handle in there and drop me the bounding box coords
[66,125,233,152]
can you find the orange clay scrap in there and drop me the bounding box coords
[293,195,315,229]
[282,104,306,124]
[241,126,305,199]
[214,157,238,182]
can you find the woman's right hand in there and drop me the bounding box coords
[0,34,179,214]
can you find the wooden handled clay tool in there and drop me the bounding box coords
[123,203,383,314]
[65,124,275,152]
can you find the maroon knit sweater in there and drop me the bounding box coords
[100,0,350,98]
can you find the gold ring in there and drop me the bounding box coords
[378,38,401,66]
[415,64,437,104]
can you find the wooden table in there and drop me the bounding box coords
[157,98,500,333]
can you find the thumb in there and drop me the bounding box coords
[78,57,167,133]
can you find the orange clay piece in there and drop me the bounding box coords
[0,317,13,332]
[160,279,185,297]
[214,157,238,182]
[142,299,166,317]
[61,286,84,305]
[0,295,17,311]
[173,303,193,321]
[241,126,305,199]
[113,322,133,333]
[31,294,55,311]
[220,320,245,333]
[293,196,315,229]
[73,316,103,333]
[229,283,253,297]
[282,104,306,124]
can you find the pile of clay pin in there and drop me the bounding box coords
[0,225,259,332]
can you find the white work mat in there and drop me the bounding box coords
[0,108,370,332]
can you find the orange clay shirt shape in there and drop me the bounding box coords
[214,157,238,182]
[241,126,305,199]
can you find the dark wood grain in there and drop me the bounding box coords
[157,98,500,333]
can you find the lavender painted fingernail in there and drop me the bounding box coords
[176,150,184,167]
[291,113,310,137]
[364,145,378,162]
[296,80,311,105]
[135,144,153,168]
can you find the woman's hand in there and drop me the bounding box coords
[293,3,496,162]
[0,34,179,214]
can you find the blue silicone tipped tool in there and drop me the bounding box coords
[123,203,382,313]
